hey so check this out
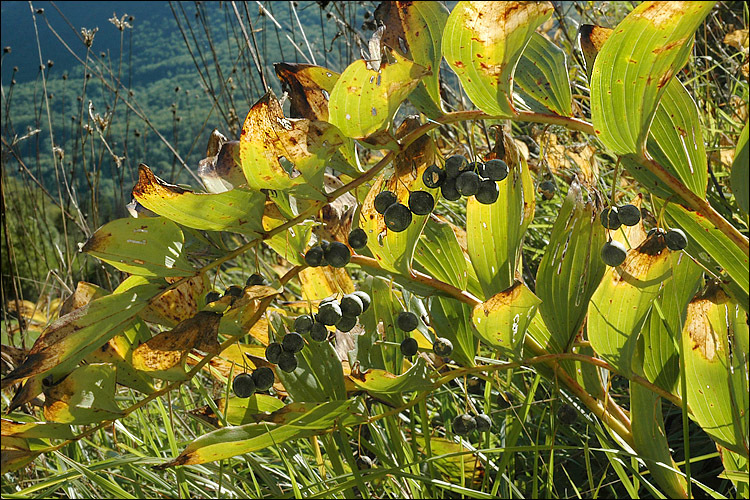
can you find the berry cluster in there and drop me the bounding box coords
[598,206,689,267]
[232,366,275,398]
[264,291,371,372]
[396,311,454,359]
[452,412,492,436]
[205,272,270,304]
[427,155,508,204]
[373,188,434,233]
[304,240,351,268]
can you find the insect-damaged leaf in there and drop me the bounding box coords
[588,232,673,377]
[43,363,123,424]
[1,282,161,390]
[590,2,713,156]
[467,129,535,297]
[131,311,222,380]
[133,164,266,236]
[443,1,553,117]
[471,281,541,358]
[682,283,749,457]
[239,90,343,198]
[374,1,449,117]
[82,217,194,278]
[328,48,429,148]
[515,33,573,116]
[159,399,367,468]
[275,63,340,121]
[536,181,607,352]
[360,117,438,276]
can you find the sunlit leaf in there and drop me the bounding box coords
[58,281,107,317]
[43,364,123,424]
[443,1,553,116]
[414,216,469,290]
[467,130,534,297]
[197,130,246,194]
[590,2,713,155]
[160,399,367,468]
[275,332,347,402]
[515,33,572,116]
[374,1,449,117]
[536,181,607,352]
[328,48,428,147]
[139,275,206,328]
[588,233,673,377]
[1,418,74,440]
[472,281,541,358]
[239,90,343,197]
[82,217,194,278]
[133,164,266,236]
[299,266,354,302]
[189,395,286,428]
[682,284,749,457]
[275,63,340,121]
[349,356,433,395]
[262,199,314,267]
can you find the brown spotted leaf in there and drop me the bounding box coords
[274,63,340,121]
[197,130,247,194]
[139,275,206,328]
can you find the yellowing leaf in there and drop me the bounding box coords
[43,364,123,424]
[274,63,340,121]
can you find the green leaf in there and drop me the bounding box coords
[429,297,476,367]
[536,181,607,352]
[718,447,749,498]
[515,33,572,116]
[239,90,343,197]
[189,395,286,428]
[682,285,749,457]
[414,216,468,290]
[355,277,404,374]
[360,117,438,276]
[349,357,433,395]
[276,332,347,402]
[82,217,194,278]
[471,281,541,358]
[466,133,535,297]
[665,203,749,309]
[443,1,553,116]
[160,399,368,468]
[641,252,701,395]
[588,233,673,377]
[262,197,314,267]
[730,123,749,214]
[590,1,713,155]
[42,363,123,424]
[328,47,428,147]
[132,164,266,236]
[1,282,161,390]
[374,1,449,117]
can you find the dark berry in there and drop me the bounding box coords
[665,228,688,250]
[282,332,305,353]
[481,159,508,181]
[294,314,314,334]
[246,273,268,286]
[340,294,364,317]
[539,180,556,199]
[205,291,221,303]
[422,164,445,188]
[647,227,666,238]
[325,241,351,268]
[617,204,641,226]
[475,180,499,204]
[374,190,398,214]
[278,351,298,372]
[475,413,492,433]
[601,240,627,267]
[397,311,419,332]
[252,367,275,391]
[408,191,435,215]
[232,373,256,398]
[456,171,480,197]
[348,228,368,250]
[265,342,283,364]
[317,301,343,325]
[224,285,243,298]
[310,322,328,341]
[384,203,412,232]
[445,155,468,178]
[304,245,325,267]
[400,337,418,357]
[441,177,461,201]
[600,207,621,230]
[353,291,371,312]
[452,414,476,435]
[558,403,577,425]
[433,337,453,357]
[337,315,357,332]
